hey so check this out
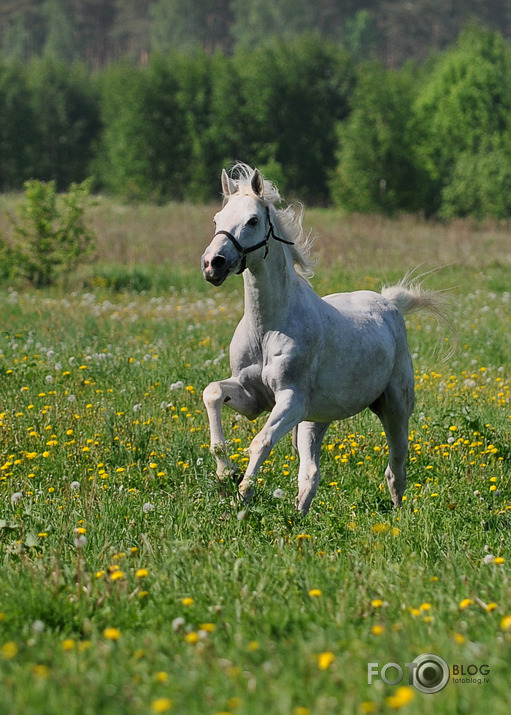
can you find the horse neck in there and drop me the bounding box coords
[242,242,299,331]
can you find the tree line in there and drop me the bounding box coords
[2,25,511,218]
[1,0,511,68]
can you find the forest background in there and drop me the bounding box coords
[2,0,511,217]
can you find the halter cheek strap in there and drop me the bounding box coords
[213,206,294,274]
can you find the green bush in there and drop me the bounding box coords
[4,178,96,287]
[413,24,511,216]
[330,62,425,214]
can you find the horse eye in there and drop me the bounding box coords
[247,217,258,227]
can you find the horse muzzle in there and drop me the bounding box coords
[201,251,231,286]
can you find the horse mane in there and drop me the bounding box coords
[224,163,316,280]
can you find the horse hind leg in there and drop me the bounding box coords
[370,378,414,508]
[295,421,330,515]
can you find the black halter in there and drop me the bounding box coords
[213,205,294,274]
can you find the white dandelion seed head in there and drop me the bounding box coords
[273,488,285,499]
[32,620,45,633]
[170,381,184,391]
[172,617,185,632]
[11,491,23,504]
[74,535,87,548]
[70,481,80,491]
[142,502,155,513]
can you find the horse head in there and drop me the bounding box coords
[201,168,273,285]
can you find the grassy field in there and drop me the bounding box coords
[0,198,510,714]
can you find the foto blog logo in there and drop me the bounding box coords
[368,654,450,694]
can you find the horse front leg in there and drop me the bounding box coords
[239,388,307,502]
[203,377,260,480]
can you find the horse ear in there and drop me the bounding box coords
[251,169,264,197]
[221,169,236,197]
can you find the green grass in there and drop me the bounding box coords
[0,204,510,715]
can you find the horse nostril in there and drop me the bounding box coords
[203,257,210,269]
[211,255,226,270]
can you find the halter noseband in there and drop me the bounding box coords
[213,205,294,274]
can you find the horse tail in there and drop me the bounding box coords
[381,283,443,317]
[381,277,456,357]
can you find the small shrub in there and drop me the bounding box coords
[8,177,96,287]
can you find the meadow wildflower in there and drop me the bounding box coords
[181,597,194,607]
[500,615,511,632]
[1,642,18,659]
[308,589,322,598]
[136,568,149,578]
[150,698,173,713]
[317,652,335,670]
[103,627,121,641]
[33,664,51,678]
[459,598,473,609]
[385,686,415,708]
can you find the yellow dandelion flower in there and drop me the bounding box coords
[372,624,385,635]
[486,602,498,612]
[181,597,194,607]
[459,598,473,609]
[228,697,242,709]
[62,639,75,651]
[494,557,505,564]
[308,588,322,598]
[184,632,199,644]
[135,568,149,578]
[372,522,390,534]
[110,570,125,581]
[293,708,311,715]
[248,640,259,651]
[154,671,168,683]
[385,685,415,709]
[318,651,335,670]
[103,627,121,641]
[419,602,432,611]
[371,599,384,608]
[150,698,173,713]
[500,615,511,631]
[33,664,51,678]
[359,703,377,714]
[1,641,18,659]
[198,623,216,632]
[452,632,465,645]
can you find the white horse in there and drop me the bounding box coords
[201,163,444,514]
